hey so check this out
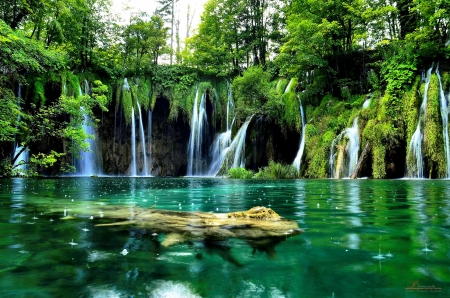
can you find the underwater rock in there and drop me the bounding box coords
[96,206,303,246]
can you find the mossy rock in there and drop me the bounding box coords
[227,206,280,220]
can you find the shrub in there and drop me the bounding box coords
[227,167,254,179]
[254,160,300,179]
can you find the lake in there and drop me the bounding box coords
[0,178,449,297]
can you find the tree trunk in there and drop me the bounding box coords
[350,142,370,179]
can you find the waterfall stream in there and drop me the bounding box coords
[208,83,235,176]
[329,118,359,178]
[75,80,101,176]
[407,67,433,178]
[187,90,208,176]
[436,67,450,178]
[130,106,137,176]
[292,100,306,172]
[345,118,359,177]
[135,96,148,176]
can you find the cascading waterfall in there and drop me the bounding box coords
[187,90,208,176]
[407,66,433,178]
[208,83,236,176]
[208,119,252,177]
[12,85,29,173]
[75,80,101,176]
[130,106,137,176]
[329,118,359,178]
[135,95,148,176]
[362,94,371,109]
[292,100,306,172]
[436,67,450,178]
[229,116,253,169]
[345,118,359,177]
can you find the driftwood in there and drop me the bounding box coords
[96,206,303,247]
[350,141,370,179]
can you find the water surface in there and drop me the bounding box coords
[1,178,449,297]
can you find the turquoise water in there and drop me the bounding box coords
[1,178,450,297]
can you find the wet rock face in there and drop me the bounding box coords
[96,97,190,176]
[151,97,190,176]
[95,95,297,176]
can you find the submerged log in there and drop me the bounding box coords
[96,206,303,247]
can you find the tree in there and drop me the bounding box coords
[122,13,169,71]
[156,0,179,65]
[5,82,108,177]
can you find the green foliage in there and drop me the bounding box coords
[0,84,22,142]
[33,78,46,105]
[254,160,300,179]
[227,167,254,179]
[379,41,418,94]
[233,66,274,119]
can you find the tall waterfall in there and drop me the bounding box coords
[436,67,450,178]
[231,117,252,168]
[130,106,137,176]
[329,118,359,178]
[12,85,29,174]
[345,118,359,177]
[187,90,208,176]
[292,100,306,172]
[75,80,101,176]
[135,96,148,176]
[407,67,433,178]
[208,83,235,176]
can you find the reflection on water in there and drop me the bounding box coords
[0,178,449,297]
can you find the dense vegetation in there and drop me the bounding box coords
[0,0,449,178]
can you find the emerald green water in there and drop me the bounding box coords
[1,178,449,297]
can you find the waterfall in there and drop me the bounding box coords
[292,100,306,172]
[207,83,235,176]
[187,90,208,176]
[74,80,101,176]
[231,117,252,168]
[329,118,359,178]
[436,67,450,178]
[207,116,252,176]
[147,110,153,175]
[12,85,28,174]
[362,94,371,109]
[130,106,137,176]
[407,67,433,178]
[135,96,148,176]
[345,118,359,177]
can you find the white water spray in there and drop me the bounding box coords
[292,100,306,172]
[187,90,208,176]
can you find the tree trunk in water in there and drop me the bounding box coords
[350,142,370,179]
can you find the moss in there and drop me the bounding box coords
[282,91,300,130]
[33,78,46,105]
[122,85,133,125]
[275,78,288,94]
[137,78,151,111]
[66,72,81,97]
[423,74,445,178]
